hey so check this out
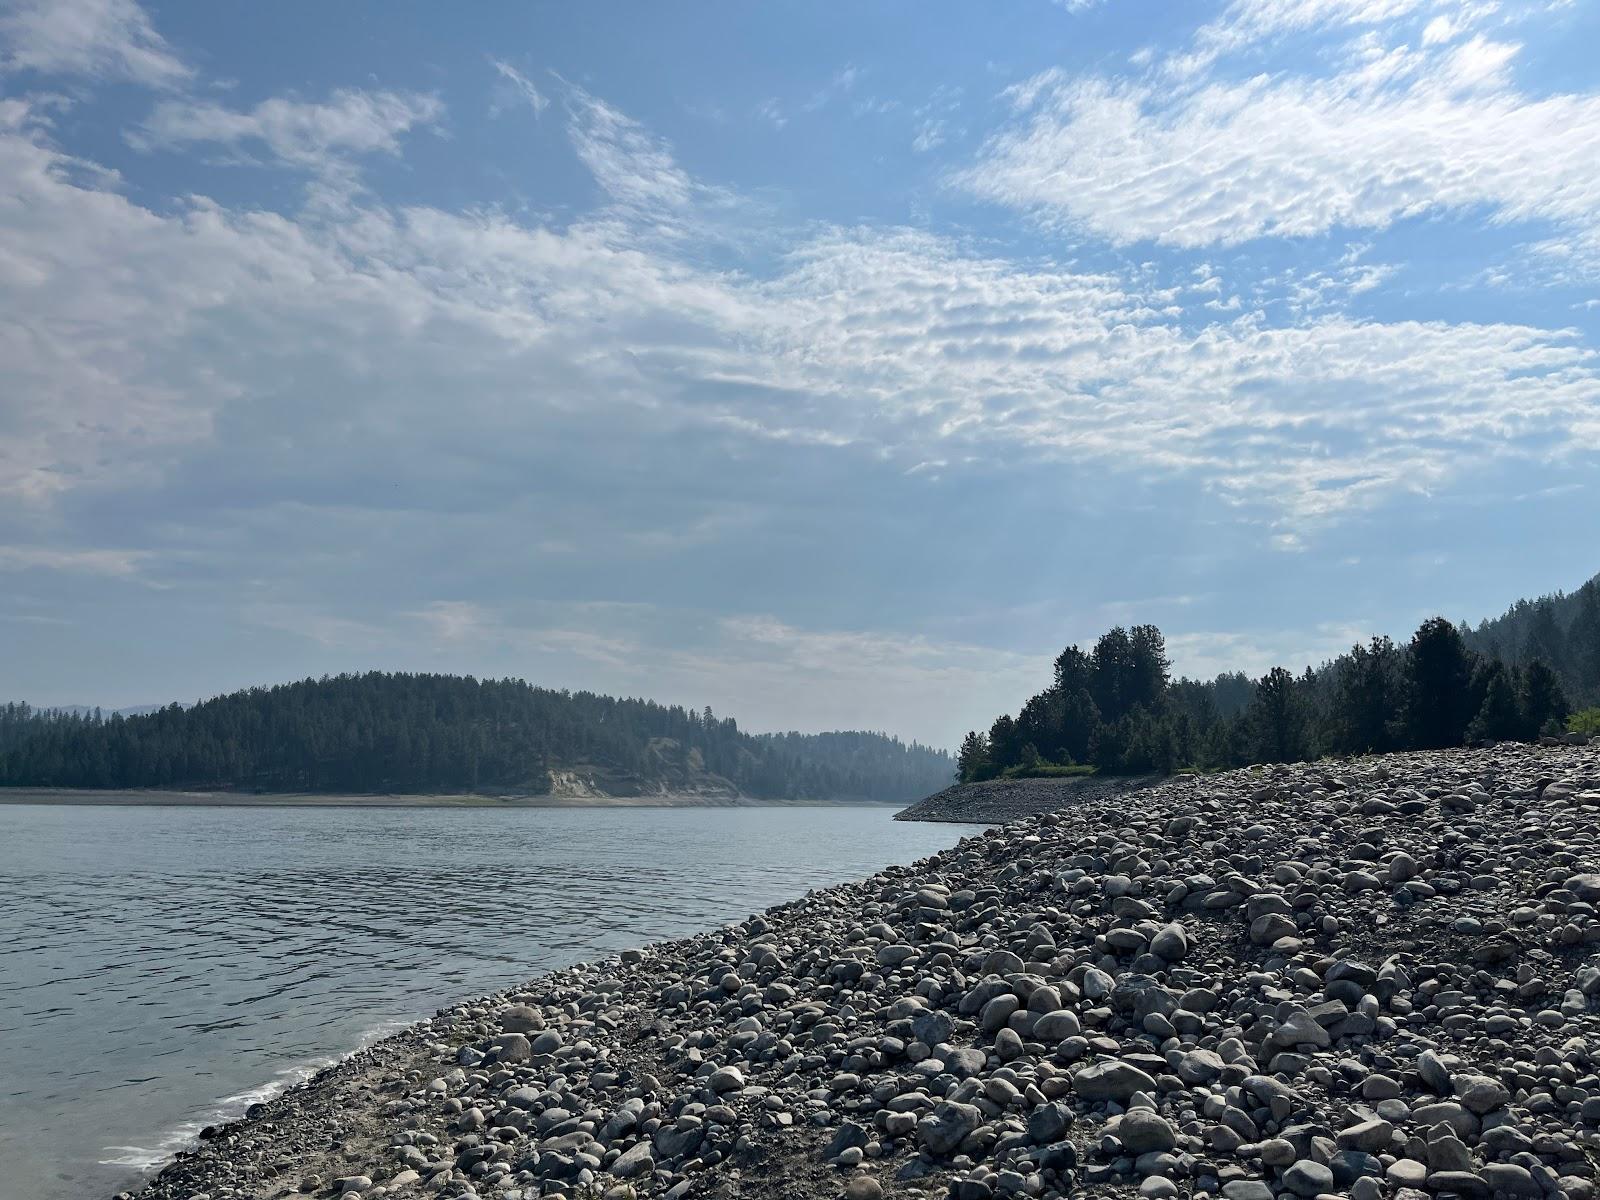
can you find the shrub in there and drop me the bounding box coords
[1569,708,1600,737]
[999,761,1098,779]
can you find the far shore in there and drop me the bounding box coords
[0,788,898,810]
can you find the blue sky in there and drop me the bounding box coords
[2,0,1599,747]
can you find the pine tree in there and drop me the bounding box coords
[1328,636,1400,755]
[1128,625,1172,712]
[1090,627,1136,724]
[1017,689,1065,764]
[1053,645,1093,695]
[1403,618,1478,749]
[1467,664,1522,743]
[956,731,990,783]
[1520,660,1570,738]
[987,714,1022,769]
[1057,688,1100,765]
[1249,667,1311,762]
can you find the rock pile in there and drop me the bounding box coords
[131,743,1600,1200]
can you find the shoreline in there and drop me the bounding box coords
[128,742,1600,1200]
[892,771,1161,823]
[0,787,901,810]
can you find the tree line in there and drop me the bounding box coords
[0,672,951,802]
[958,574,1600,783]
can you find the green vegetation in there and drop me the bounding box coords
[958,580,1597,784]
[998,762,1098,780]
[0,673,951,802]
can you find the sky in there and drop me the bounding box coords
[2,0,1599,748]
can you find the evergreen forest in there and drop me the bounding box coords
[958,574,1600,783]
[0,673,951,802]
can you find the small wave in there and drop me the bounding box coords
[97,1018,414,1174]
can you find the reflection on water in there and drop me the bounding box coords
[0,801,966,1200]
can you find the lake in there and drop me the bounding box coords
[0,801,970,1200]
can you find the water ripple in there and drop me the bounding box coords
[0,802,965,1200]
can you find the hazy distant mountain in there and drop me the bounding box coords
[49,704,171,719]
[1462,571,1600,707]
[0,674,951,802]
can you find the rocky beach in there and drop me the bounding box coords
[893,776,1161,825]
[127,741,1600,1200]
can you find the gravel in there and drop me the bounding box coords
[127,742,1600,1200]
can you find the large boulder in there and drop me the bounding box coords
[1073,1059,1158,1103]
[610,1141,654,1179]
[917,1101,983,1156]
[1150,922,1189,962]
[1118,1110,1177,1153]
[499,1004,545,1033]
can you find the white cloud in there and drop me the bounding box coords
[489,59,548,117]
[752,228,1600,522]
[7,45,1600,740]
[3,86,1598,534]
[705,614,1047,739]
[242,603,391,652]
[912,119,946,153]
[801,65,860,113]
[0,545,149,575]
[755,97,788,128]
[1422,13,1460,43]
[1166,620,1373,679]
[1196,0,1435,55]
[962,35,1600,251]
[132,88,443,176]
[411,600,493,642]
[562,80,697,211]
[0,0,189,88]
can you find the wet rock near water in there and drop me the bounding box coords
[128,742,1600,1200]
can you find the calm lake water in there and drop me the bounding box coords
[0,801,970,1200]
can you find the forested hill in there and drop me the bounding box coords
[958,572,1600,783]
[1462,571,1600,691]
[0,673,952,802]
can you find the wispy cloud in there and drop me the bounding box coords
[489,59,548,118]
[0,545,150,576]
[0,0,190,88]
[4,2,1598,741]
[1192,0,1436,60]
[1166,622,1374,680]
[4,90,1597,529]
[410,599,493,642]
[561,78,699,212]
[912,119,946,153]
[130,88,444,177]
[755,97,788,129]
[242,603,392,652]
[801,64,861,113]
[962,9,1600,261]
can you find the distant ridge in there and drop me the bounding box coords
[50,704,170,719]
[0,673,951,802]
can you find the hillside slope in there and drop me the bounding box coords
[0,674,951,802]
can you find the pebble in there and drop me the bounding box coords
[128,743,1600,1200]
